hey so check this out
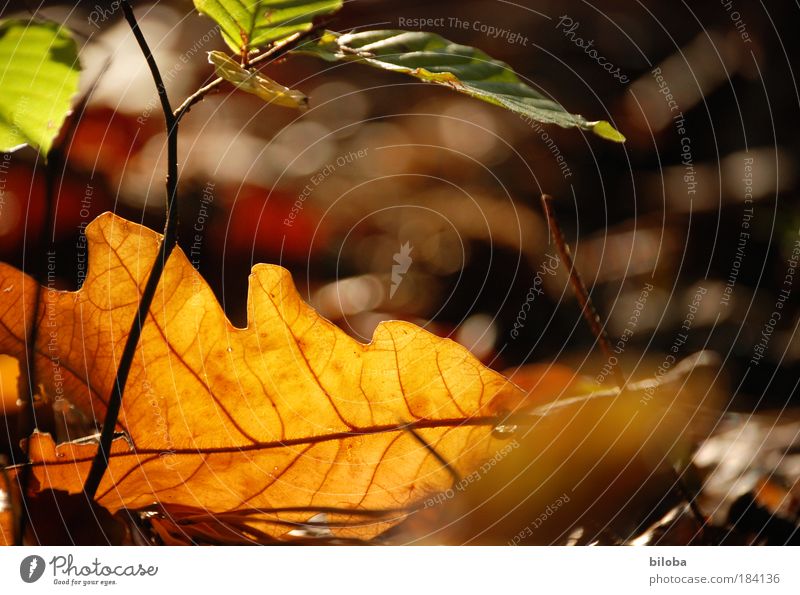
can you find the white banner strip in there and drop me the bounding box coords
[1,547,798,594]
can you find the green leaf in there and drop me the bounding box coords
[0,19,81,155]
[208,50,307,108]
[299,30,625,142]
[193,0,343,55]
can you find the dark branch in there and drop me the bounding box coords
[540,194,707,532]
[404,425,461,484]
[173,26,322,122]
[83,0,180,499]
[540,194,625,387]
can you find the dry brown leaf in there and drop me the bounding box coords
[0,213,529,540]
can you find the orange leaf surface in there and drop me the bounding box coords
[0,213,529,539]
[0,506,11,545]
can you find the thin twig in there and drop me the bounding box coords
[173,26,322,122]
[82,0,180,499]
[540,194,625,387]
[404,425,461,484]
[539,194,708,531]
[172,76,220,122]
[161,504,415,521]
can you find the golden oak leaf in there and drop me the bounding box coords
[0,213,528,540]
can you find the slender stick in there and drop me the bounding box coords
[172,76,220,122]
[86,6,317,497]
[540,194,626,387]
[82,0,180,499]
[540,194,708,533]
[173,27,321,122]
[404,426,461,484]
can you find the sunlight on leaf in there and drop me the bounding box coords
[0,213,538,540]
[0,514,11,546]
[0,19,81,155]
[298,30,625,142]
[408,353,723,544]
[209,50,307,108]
[193,0,343,54]
[0,489,11,545]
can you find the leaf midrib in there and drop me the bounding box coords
[34,415,505,465]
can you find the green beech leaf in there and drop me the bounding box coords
[209,50,307,108]
[299,30,625,142]
[193,0,343,55]
[0,19,81,155]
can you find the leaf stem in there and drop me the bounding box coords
[172,27,321,122]
[83,0,179,499]
[405,426,461,483]
[539,194,626,387]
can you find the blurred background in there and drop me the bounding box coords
[1,0,799,542]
